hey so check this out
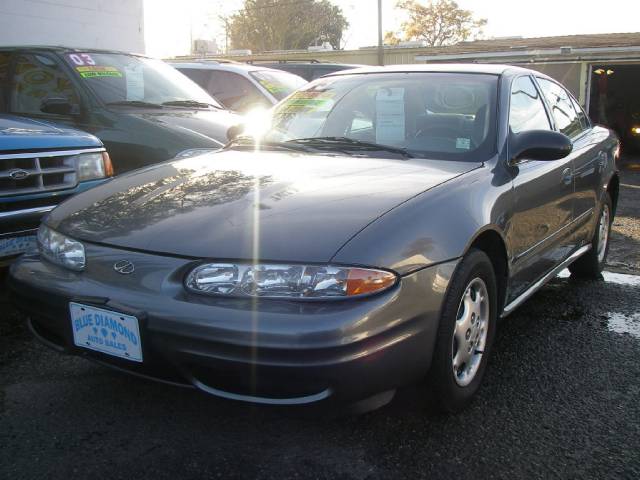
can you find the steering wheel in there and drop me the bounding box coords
[412,125,477,149]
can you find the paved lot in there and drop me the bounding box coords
[1,160,640,480]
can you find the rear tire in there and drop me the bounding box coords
[430,249,497,413]
[568,194,613,278]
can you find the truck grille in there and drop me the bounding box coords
[0,151,79,197]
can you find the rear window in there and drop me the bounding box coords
[249,70,306,100]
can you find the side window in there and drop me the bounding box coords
[0,52,10,111]
[207,71,268,113]
[509,76,551,133]
[570,96,590,130]
[178,68,209,88]
[536,78,584,138]
[9,53,80,115]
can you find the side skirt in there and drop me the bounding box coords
[501,244,592,318]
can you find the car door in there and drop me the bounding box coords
[7,51,86,130]
[536,77,601,245]
[507,75,576,298]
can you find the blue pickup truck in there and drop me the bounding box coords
[1,114,112,264]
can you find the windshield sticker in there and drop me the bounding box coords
[278,90,335,113]
[68,53,96,66]
[376,88,405,145]
[76,65,122,78]
[257,79,288,96]
[124,64,144,100]
[456,137,471,150]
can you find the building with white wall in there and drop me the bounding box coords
[0,0,144,53]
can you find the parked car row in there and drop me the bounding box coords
[5,59,620,414]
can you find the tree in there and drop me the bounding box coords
[229,0,349,53]
[384,31,402,46]
[397,0,487,47]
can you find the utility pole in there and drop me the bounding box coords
[377,0,384,66]
[219,15,229,54]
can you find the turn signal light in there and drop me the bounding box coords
[102,152,114,177]
[346,268,398,296]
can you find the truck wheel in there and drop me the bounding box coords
[568,194,613,278]
[430,249,497,413]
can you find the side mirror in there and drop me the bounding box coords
[40,97,74,115]
[510,130,573,163]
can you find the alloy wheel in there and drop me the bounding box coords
[452,277,489,387]
[597,203,611,264]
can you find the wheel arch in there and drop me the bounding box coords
[466,228,509,314]
[606,173,620,216]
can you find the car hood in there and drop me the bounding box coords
[47,150,478,263]
[0,114,102,152]
[118,108,241,146]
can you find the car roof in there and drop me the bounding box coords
[0,45,147,57]
[325,63,533,77]
[169,61,287,74]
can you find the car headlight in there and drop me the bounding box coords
[175,148,219,159]
[631,126,640,136]
[37,224,85,271]
[76,151,113,182]
[185,263,397,299]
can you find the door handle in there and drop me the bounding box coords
[561,168,573,185]
[597,152,607,172]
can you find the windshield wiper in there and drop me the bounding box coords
[161,100,221,109]
[224,136,314,153]
[287,137,414,158]
[106,100,163,108]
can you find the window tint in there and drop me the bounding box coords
[537,78,584,138]
[509,76,551,133]
[570,96,590,130]
[206,70,269,112]
[266,72,498,162]
[179,68,209,88]
[10,54,80,115]
[0,52,10,111]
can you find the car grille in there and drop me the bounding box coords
[0,150,79,197]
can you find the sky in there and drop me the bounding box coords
[144,0,640,58]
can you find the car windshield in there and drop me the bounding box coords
[64,52,223,108]
[258,72,498,161]
[249,70,307,100]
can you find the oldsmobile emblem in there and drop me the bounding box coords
[113,260,135,275]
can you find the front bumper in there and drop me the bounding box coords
[8,243,457,407]
[0,179,106,263]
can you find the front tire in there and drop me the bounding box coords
[568,193,613,278]
[430,249,497,413]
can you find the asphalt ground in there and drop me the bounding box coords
[1,158,640,480]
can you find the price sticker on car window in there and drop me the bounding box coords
[376,88,405,145]
[124,64,144,100]
[67,53,96,66]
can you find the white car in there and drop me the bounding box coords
[170,61,307,113]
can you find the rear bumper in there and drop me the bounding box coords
[8,245,457,407]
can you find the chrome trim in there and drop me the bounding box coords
[192,379,332,405]
[0,205,56,220]
[502,244,592,317]
[0,227,38,239]
[0,148,105,160]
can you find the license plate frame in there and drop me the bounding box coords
[69,302,143,363]
[0,234,37,258]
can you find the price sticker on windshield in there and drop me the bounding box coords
[76,66,122,78]
[67,53,96,66]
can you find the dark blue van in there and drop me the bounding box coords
[1,114,112,264]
